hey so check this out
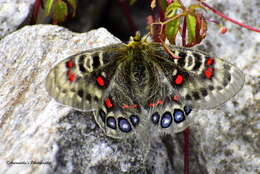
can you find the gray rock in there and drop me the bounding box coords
[0,2,259,172]
[0,0,35,39]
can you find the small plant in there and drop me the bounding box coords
[148,0,260,46]
[31,0,77,24]
[31,0,259,42]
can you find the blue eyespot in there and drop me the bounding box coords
[130,115,140,127]
[151,112,160,124]
[184,105,192,115]
[173,109,185,123]
[106,117,116,129]
[118,118,132,133]
[160,112,172,128]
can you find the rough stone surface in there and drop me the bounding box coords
[0,26,129,174]
[0,1,259,173]
[0,0,35,39]
[189,1,260,173]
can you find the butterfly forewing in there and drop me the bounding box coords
[45,43,127,112]
[150,44,245,110]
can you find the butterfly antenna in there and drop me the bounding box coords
[133,31,141,41]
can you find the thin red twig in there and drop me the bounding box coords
[198,1,260,33]
[182,16,187,47]
[30,0,42,24]
[158,0,165,22]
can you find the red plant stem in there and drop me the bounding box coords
[183,128,190,174]
[182,16,187,46]
[199,1,260,33]
[116,0,137,35]
[149,0,156,22]
[158,0,165,22]
[30,0,42,24]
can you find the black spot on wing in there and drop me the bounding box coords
[223,64,231,71]
[187,56,193,67]
[192,91,200,100]
[192,53,202,71]
[92,55,100,69]
[208,85,214,91]
[185,94,192,100]
[77,89,84,98]
[223,79,229,87]
[225,72,231,81]
[102,52,111,65]
[217,86,223,90]
[179,52,187,58]
[177,52,186,67]
[177,57,185,67]
[78,55,87,73]
[99,109,106,122]
[200,88,208,96]
[85,93,92,101]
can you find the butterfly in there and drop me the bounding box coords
[45,32,244,139]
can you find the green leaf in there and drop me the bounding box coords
[44,0,54,16]
[53,0,68,23]
[67,0,77,16]
[187,14,196,44]
[166,17,180,44]
[165,1,182,18]
[161,0,168,11]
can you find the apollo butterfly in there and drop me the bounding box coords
[45,32,244,138]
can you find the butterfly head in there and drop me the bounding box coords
[127,31,147,50]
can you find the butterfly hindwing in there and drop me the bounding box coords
[93,59,154,138]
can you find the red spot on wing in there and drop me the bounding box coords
[173,95,180,101]
[206,57,214,65]
[148,100,163,107]
[105,98,113,108]
[121,105,129,109]
[175,74,184,85]
[157,100,163,104]
[148,103,156,107]
[67,70,76,82]
[66,60,74,68]
[204,67,214,79]
[66,60,76,82]
[68,72,75,82]
[96,76,105,86]
[121,104,139,109]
